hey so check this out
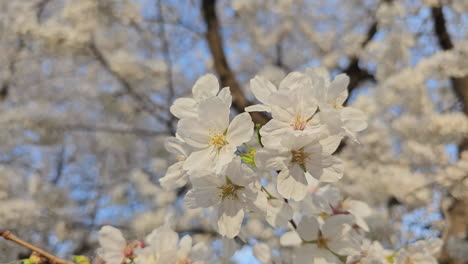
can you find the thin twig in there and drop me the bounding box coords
[88,42,166,123]
[0,230,74,264]
[157,0,176,135]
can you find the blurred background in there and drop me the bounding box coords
[0,0,467,263]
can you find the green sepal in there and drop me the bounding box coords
[255,124,264,148]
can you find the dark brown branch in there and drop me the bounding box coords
[201,0,269,125]
[431,6,453,50]
[342,9,380,99]
[0,230,74,264]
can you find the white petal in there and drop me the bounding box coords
[177,118,210,148]
[280,231,302,246]
[226,112,254,146]
[170,97,198,119]
[245,104,272,112]
[297,216,320,241]
[277,166,308,201]
[98,226,126,252]
[319,104,343,135]
[214,144,237,174]
[255,148,288,171]
[192,74,219,100]
[177,235,192,258]
[344,200,371,218]
[183,147,217,174]
[217,200,244,238]
[190,242,212,262]
[198,97,230,131]
[328,74,349,106]
[271,105,294,122]
[165,137,189,157]
[294,245,341,264]
[306,66,330,101]
[341,107,368,133]
[217,87,232,108]
[328,239,361,256]
[319,135,343,155]
[260,119,289,138]
[319,155,344,182]
[322,214,355,239]
[184,178,220,209]
[278,72,310,91]
[266,199,293,228]
[156,225,179,253]
[250,75,277,104]
[159,161,187,190]
[101,253,125,264]
[226,158,254,186]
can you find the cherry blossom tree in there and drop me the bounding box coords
[0,0,467,263]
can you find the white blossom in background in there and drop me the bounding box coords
[395,239,442,264]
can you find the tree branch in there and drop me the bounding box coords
[201,0,269,125]
[342,1,389,101]
[157,0,176,135]
[0,230,74,264]
[88,42,166,123]
[53,123,167,137]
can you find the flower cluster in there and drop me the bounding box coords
[96,224,211,264]
[98,69,442,264]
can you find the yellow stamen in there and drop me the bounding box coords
[217,177,244,201]
[333,104,343,110]
[208,129,228,150]
[291,148,310,171]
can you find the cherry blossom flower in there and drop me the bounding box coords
[306,67,368,141]
[255,134,343,201]
[97,226,140,264]
[300,185,372,231]
[178,97,254,174]
[184,158,265,238]
[282,215,362,264]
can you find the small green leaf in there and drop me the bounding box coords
[72,255,91,264]
[240,148,257,168]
